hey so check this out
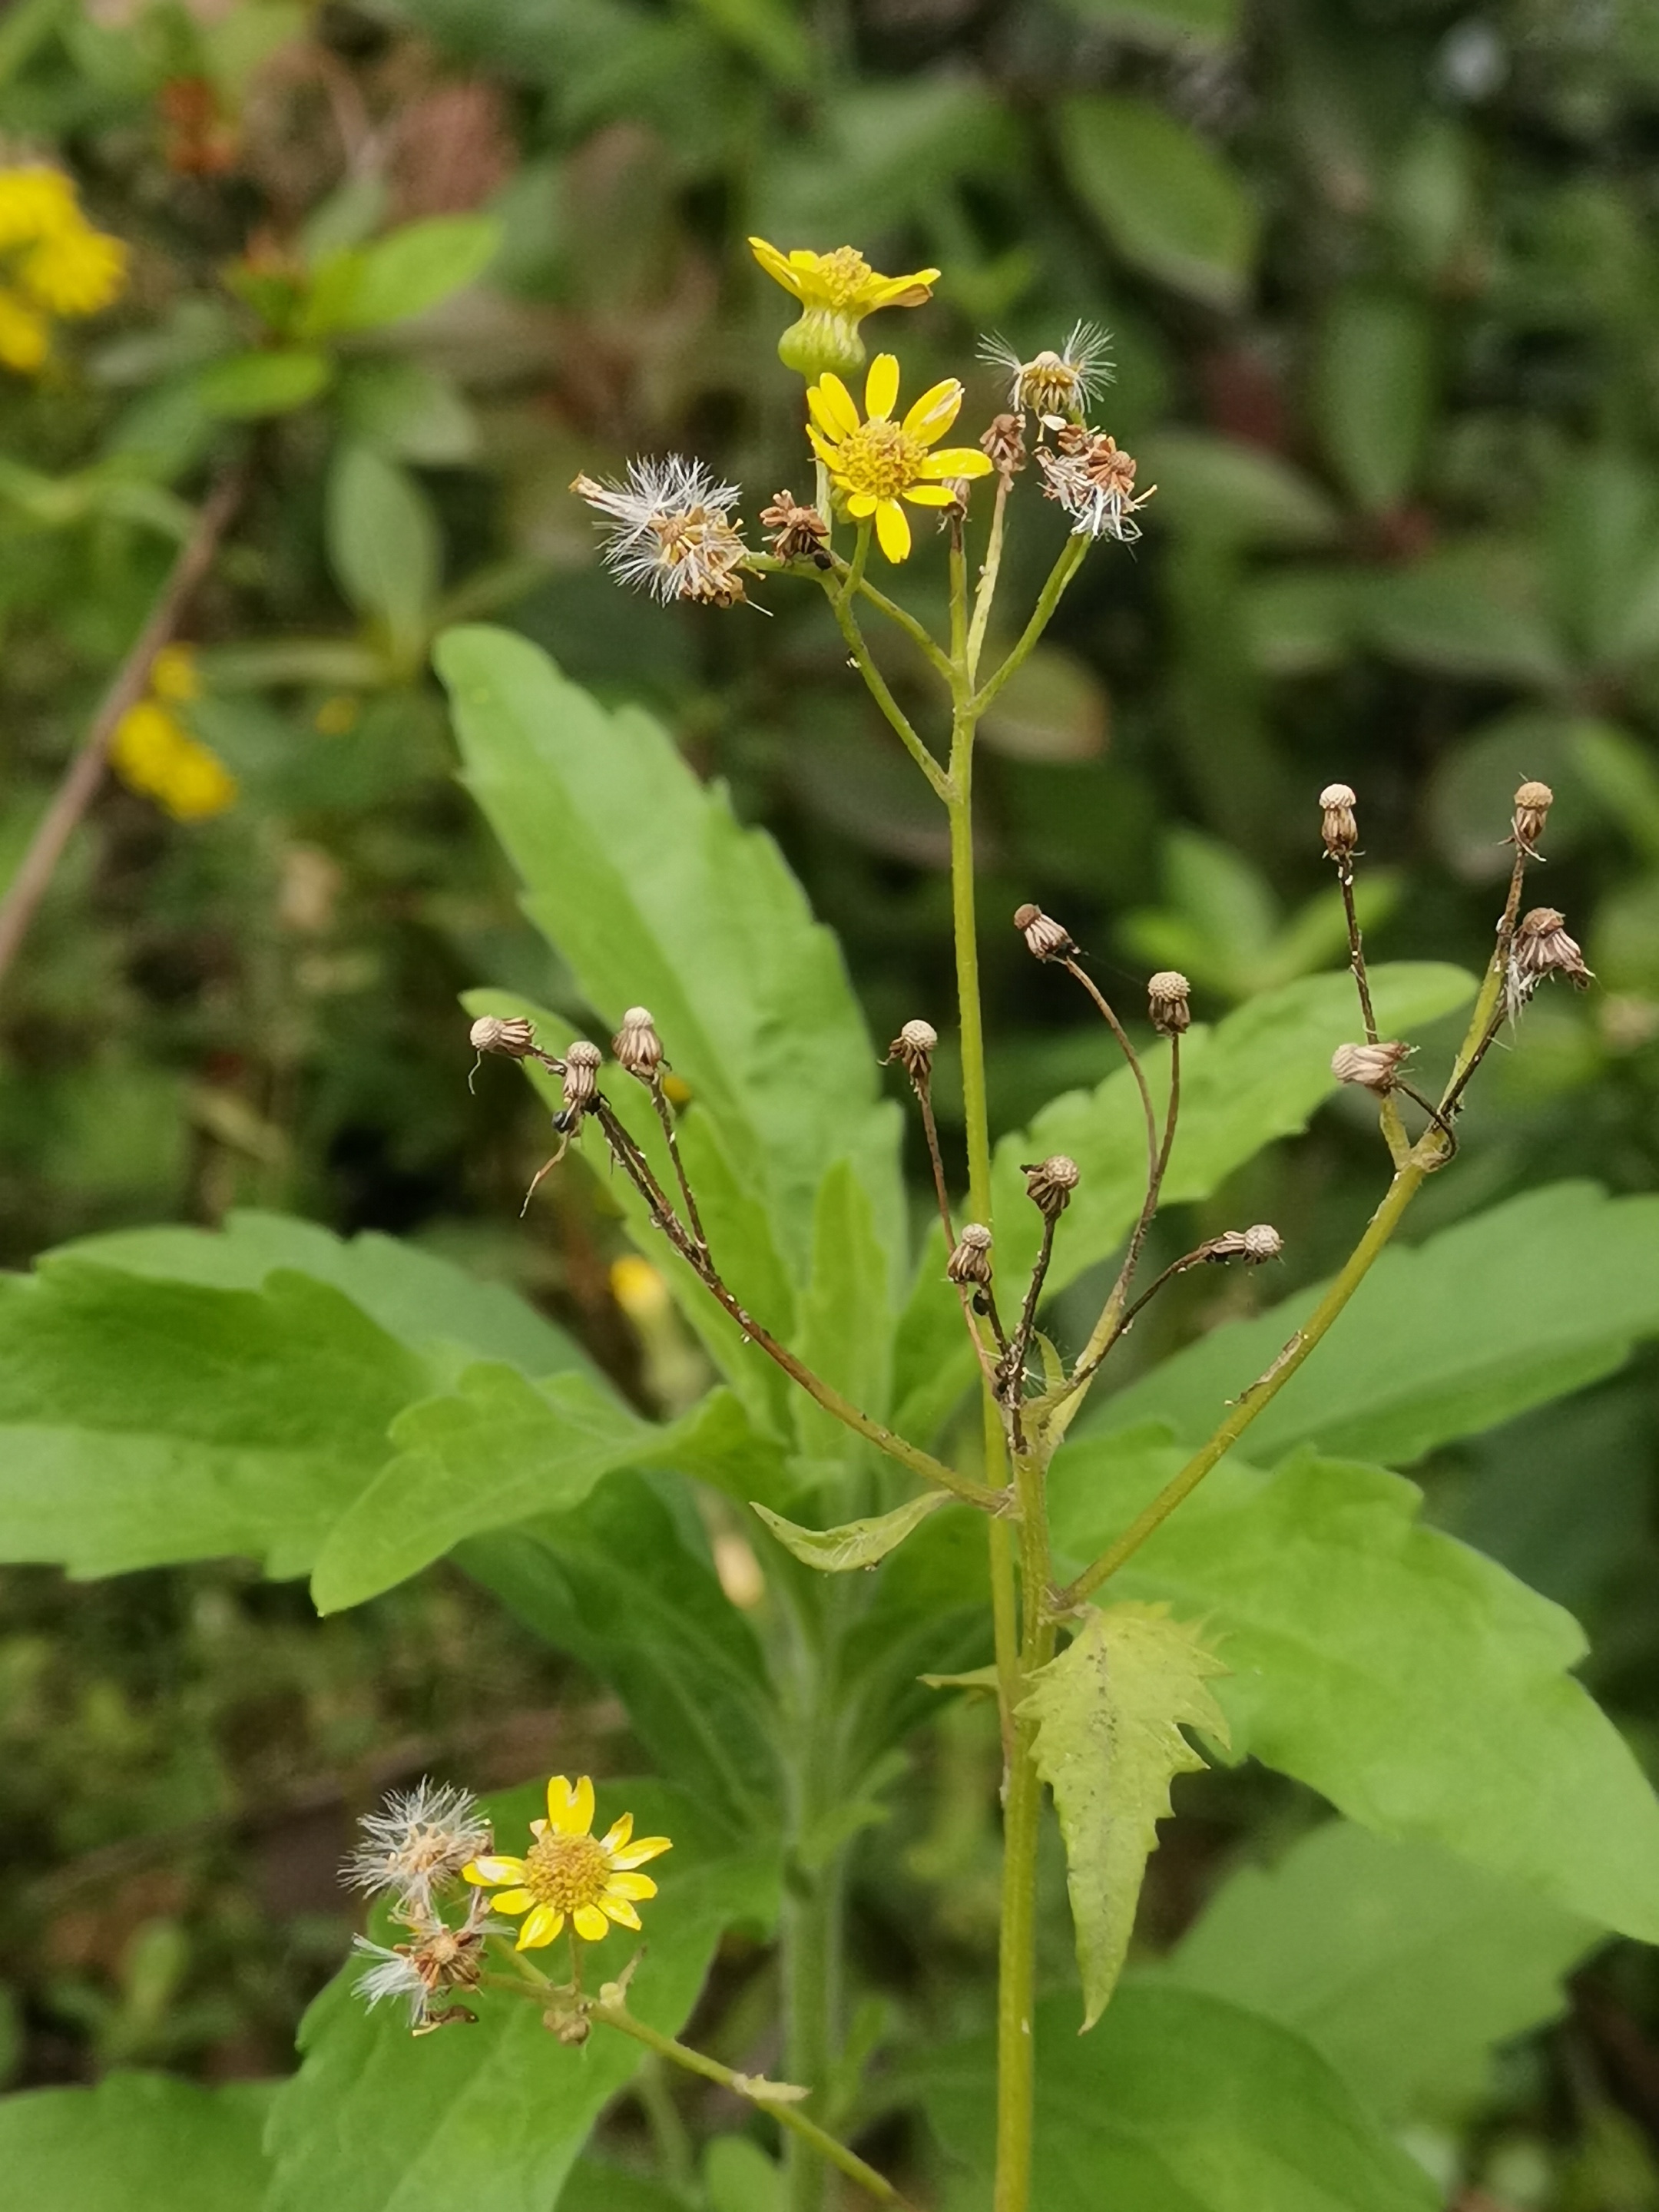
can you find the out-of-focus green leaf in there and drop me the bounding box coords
[1314,286,1436,512]
[1024,1603,1229,2027]
[1240,569,1359,674]
[1542,449,1659,671]
[1049,1432,1659,1939]
[1059,96,1259,310]
[752,1488,948,1573]
[1137,431,1341,546]
[326,445,440,666]
[1426,708,1604,880]
[790,1159,892,1474]
[979,644,1108,761]
[0,2073,272,2210]
[892,964,1474,1447]
[559,2161,686,2212]
[687,0,807,81]
[336,359,478,463]
[1096,1183,1659,1466]
[194,349,331,419]
[1573,720,1659,863]
[1052,0,1238,38]
[1359,544,1570,686]
[704,2136,786,2212]
[760,81,1016,237]
[921,1987,1435,2210]
[264,1780,777,2212]
[1168,1821,1601,2117]
[438,628,904,1290]
[306,215,501,335]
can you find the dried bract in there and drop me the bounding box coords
[946,1223,994,1288]
[979,412,1028,475]
[572,458,748,606]
[1511,907,1592,1001]
[469,1014,538,1060]
[1022,1154,1079,1220]
[1202,1224,1283,1264]
[1013,902,1075,962]
[1319,783,1359,862]
[1330,1039,1410,1091]
[1147,970,1191,1035]
[612,1005,664,1081]
[760,490,831,565]
[1512,779,1555,856]
[885,1018,938,1081]
[1035,429,1154,542]
[979,323,1112,422]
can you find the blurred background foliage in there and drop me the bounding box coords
[4,0,1659,2202]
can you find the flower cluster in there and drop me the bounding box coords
[109,647,238,821]
[0,164,126,375]
[343,1780,497,2033]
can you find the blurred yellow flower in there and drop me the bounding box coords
[806,353,992,562]
[110,680,237,824]
[149,644,203,703]
[750,237,938,379]
[610,1253,671,1322]
[0,290,48,373]
[0,164,127,376]
[464,1774,671,1951]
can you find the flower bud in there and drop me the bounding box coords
[1512,779,1554,854]
[1022,1154,1079,1220]
[612,1005,664,1081]
[778,306,866,381]
[1512,907,1591,991]
[1330,1039,1410,1091]
[1013,902,1075,962]
[886,1019,938,1081]
[1201,1224,1283,1264]
[945,1223,994,1288]
[1319,783,1359,861]
[469,1014,538,1059]
[561,1040,603,1114]
[1147,971,1191,1035]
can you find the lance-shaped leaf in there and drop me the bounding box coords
[751,1488,949,1573]
[1022,1601,1230,2028]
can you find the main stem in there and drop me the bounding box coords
[782,1596,844,2212]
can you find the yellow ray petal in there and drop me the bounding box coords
[846,492,879,518]
[875,498,912,562]
[487,1887,538,1915]
[518,1904,565,1949]
[902,379,962,442]
[610,1835,674,1869]
[572,1904,611,1942]
[813,373,860,436]
[904,484,959,506]
[869,268,939,307]
[806,426,842,470]
[546,1774,595,1834]
[918,449,994,479]
[807,384,848,440]
[864,353,899,422]
[748,237,802,297]
[605,1872,658,1900]
[464,1855,527,1886]
[601,1813,634,1856]
[601,1896,643,1930]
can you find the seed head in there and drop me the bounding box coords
[1013,902,1075,962]
[562,1040,603,1114]
[469,1014,538,1059]
[760,490,831,565]
[1201,1224,1283,1264]
[352,1889,492,2035]
[1330,1039,1411,1091]
[1147,971,1191,1035]
[612,1006,664,1081]
[1319,783,1359,861]
[571,458,748,606]
[1511,779,1555,856]
[885,1018,938,1081]
[343,1780,492,1916]
[946,1223,994,1288]
[979,324,1113,422]
[1022,1154,1080,1220]
[1035,429,1154,541]
[1512,907,1592,995]
[979,412,1028,475]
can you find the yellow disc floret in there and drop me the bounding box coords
[464,1774,672,1951]
[806,353,993,562]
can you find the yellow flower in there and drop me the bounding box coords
[0,287,48,373]
[464,1775,671,1951]
[21,223,127,316]
[148,644,202,704]
[0,167,78,252]
[806,353,993,562]
[110,697,237,821]
[0,164,127,375]
[750,237,939,379]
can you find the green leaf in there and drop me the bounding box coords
[264,1780,777,2212]
[0,2073,272,2208]
[751,1488,949,1573]
[307,215,501,335]
[461,1473,783,1824]
[1058,95,1258,310]
[558,2161,686,2212]
[791,1158,892,1473]
[921,1986,1436,2210]
[1022,1603,1229,2028]
[892,962,1475,1446]
[1168,1821,1601,2118]
[1359,543,1571,686]
[194,349,330,419]
[327,445,439,666]
[1048,1433,1659,1939]
[1137,430,1342,549]
[438,628,904,1289]
[1052,0,1238,40]
[838,1505,992,1764]
[704,2135,786,2212]
[0,1260,427,1578]
[336,360,478,464]
[1096,1183,1659,1465]
[1313,287,1436,512]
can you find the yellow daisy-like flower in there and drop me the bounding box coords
[464,1775,671,1951]
[0,287,48,373]
[806,353,993,563]
[110,697,237,822]
[21,222,127,316]
[750,237,939,379]
[0,164,127,376]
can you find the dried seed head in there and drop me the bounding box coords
[611,1005,664,1081]
[946,1223,994,1287]
[1319,783,1359,860]
[1147,970,1191,1035]
[1013,902,1075,962]
[760,490,831,565]
[1035,430,1155,541]
[1022,1154,1080,1220]
[1512,907,1592,993]
[561,1039,603,1114]
[1201,1224,1283,1264]
[1512,779,1555,856]
[885,1018,938,1081]
[1330,1039,1411,1091]
[979,412,1028,475]
[469,1014,538,1059]
[979,324,1113,422]
[343,1780,492,1915]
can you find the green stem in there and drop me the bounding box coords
[780,1616,843,2212]
[965,472,1011,684]
[822,570,952,802]
[851,570,957,685]
[972,535,1087,716]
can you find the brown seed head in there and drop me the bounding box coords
[1202,1224,1283,1264]
[1013,903,1075,962]
[561,1040,603,1112]
[886,1018,938,1081]
[1512,907,1592,991]
[1319,783,1359,861]
[945,1223,994,1288]
[1022,1154,1080,1220]
[980,413,1028,475]
[469,1014,538,1059]
[760,491,831,565]
[1330,1039,1411,1091]
[1512,779,1555,855]
[1147,970,1191,1035]
[611,1005,664,1081]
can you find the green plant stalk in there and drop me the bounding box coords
[973,533,1088,715]
[823,571,951,801]
[780,1603,845,2212]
